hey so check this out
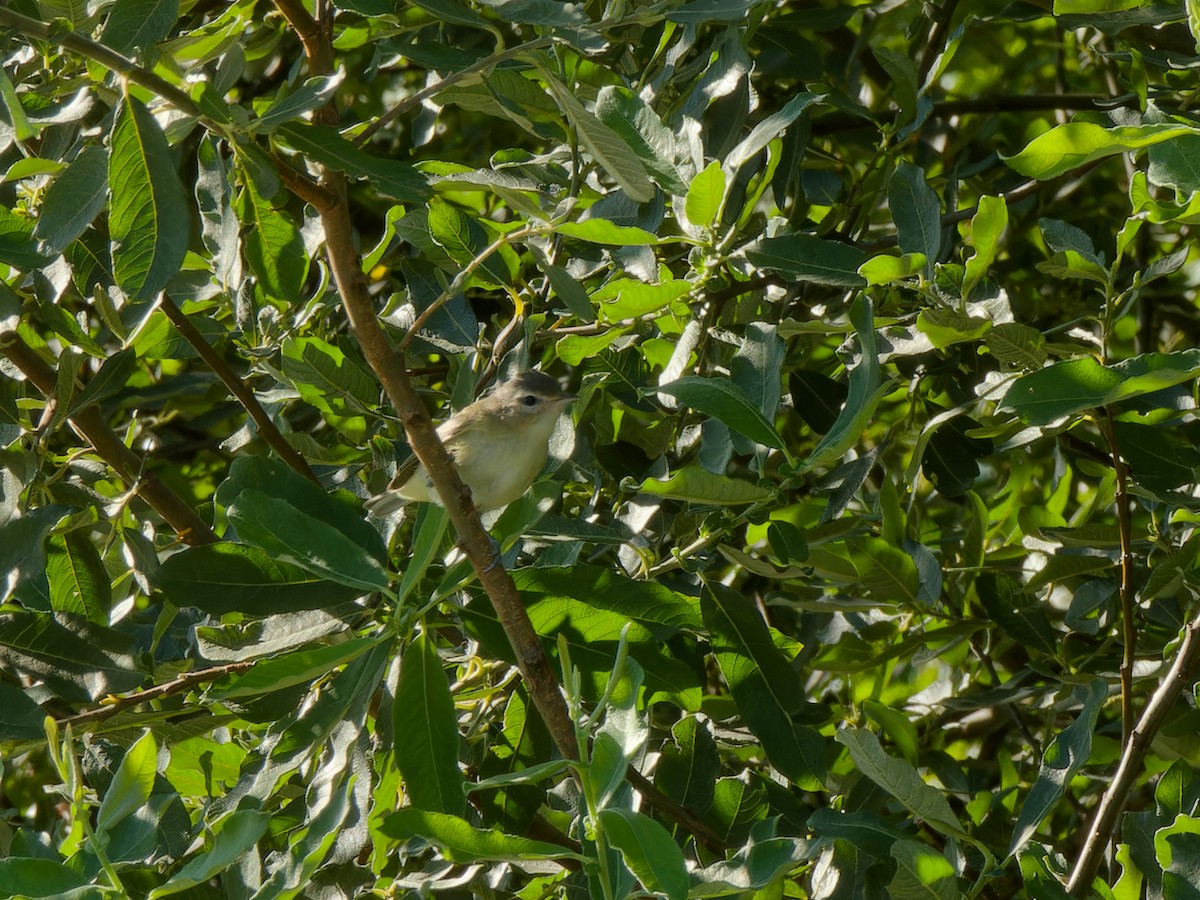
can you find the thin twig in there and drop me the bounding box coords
[354,36,553,146]
[1066,610,1200,895]
[397,224,539,352]
[1100,408,1136,740]
[160,295,319,484]
[0,331,219,545]
[57,662,257,729]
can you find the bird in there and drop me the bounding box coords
[364,370,577,517]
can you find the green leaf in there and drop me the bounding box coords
[889,162,941,277]
[859,252,928,286]
[34,146,109,255]
[746,233,867,287]
[0,859,88,896]
[379,809,583,862]
[0,680,47,741]
[96,730,156,835]
[461,594,701,711]
[635,466,772,505]
[513,565,701,630]
[212,635,386,699]
[68,346,137,415]
[0,68,35,143]
[684,160,726,230]
[836,728,965,838]
[725,92,821,173]
[552,219,662,245]
[282,336,378,409]
[426,197,513,285]
[0,610,141,703]
[1003,122,1193,180]
[1004,350,1200,424]
[534,66,656,203]
[592,277,691,320]
[961,194,1007,300]
[147,809,272,898]
[654,717,719,818]
[544,263,596,322]
[702,583,826,790]
[804,295,883,470]
[214,456,388,593]
[850,537,920,607]
[916,308,991,349]
[598,808,689,900]
[985,322,1047,370]
[46,533,112,624]
[235,162,309,300]
[668,0,757,23]
[1113,420,1200,492]
[0,206,48,269]
[393,504,449,606]
[278,123,431,202]
[1149,132,1200,194]
[255,72,345,132]
[889,839,959,899]
[394,630,467,816]
[108,94,189,301]
[1008,679,1108,858]
[101,0,180,55]
[657,376,785,450]
[594,85,689,196]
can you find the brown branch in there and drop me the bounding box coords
[160,295,319,484]
[0,7,331,209]
[626,766,728,853]
[0,6,203,119]
[57,661,256,729]
[0,331,218,545]
[270,2,583,768]
[1067,610,1200,895]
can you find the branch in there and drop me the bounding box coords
[0,7,332,209]
[398,223,539,352]
[1066,610,1200,895]
[160,295,319,484]
[270,1,582,768]
[0,6,202,118]
[57,661,256,729]
[0,331,219,545]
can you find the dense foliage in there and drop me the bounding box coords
[5,0,1200,897]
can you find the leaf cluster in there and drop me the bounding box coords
[4,1,1200,898]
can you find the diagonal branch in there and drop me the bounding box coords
[353,36,552,146]
[57,661,256,729]
[270,0,582,764]
[0,7,334,209]
[1067,610,1200,895]
[0,330,218,545]
[160,295,319,484]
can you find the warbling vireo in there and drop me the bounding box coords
[365,370,577,516]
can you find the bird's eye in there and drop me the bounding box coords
[521,394,539,407]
